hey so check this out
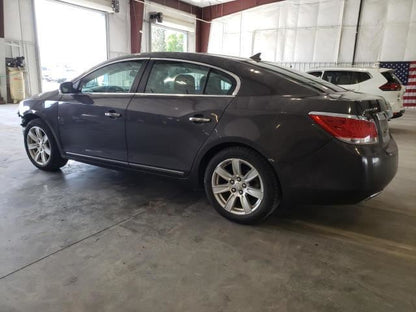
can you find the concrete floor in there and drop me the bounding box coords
[0,104,415,312]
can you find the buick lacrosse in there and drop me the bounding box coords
[18,53,398,223]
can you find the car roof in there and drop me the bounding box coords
[106,52,249,65]
[307,67,393,73]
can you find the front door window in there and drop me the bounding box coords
[79,61,143,93]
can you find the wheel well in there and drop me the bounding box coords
[21,113,40,127]
[198,142,280,188]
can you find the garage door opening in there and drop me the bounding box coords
[35,0,108,92]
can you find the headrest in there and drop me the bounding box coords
[174,74,195,94]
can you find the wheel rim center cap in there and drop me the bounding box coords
[232,178,245,192]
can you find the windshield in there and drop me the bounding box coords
[253,61,346,93]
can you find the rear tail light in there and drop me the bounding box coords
[379,82,401,91]
[309,112,378,144]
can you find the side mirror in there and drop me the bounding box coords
[59,81,77,94]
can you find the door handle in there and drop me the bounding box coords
[189,116,211,123]
[105,111,121,119]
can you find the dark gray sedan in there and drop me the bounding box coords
[18,52,398,223]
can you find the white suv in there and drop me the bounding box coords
[307,68,405,118]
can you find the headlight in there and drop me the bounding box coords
[18,101,30,116]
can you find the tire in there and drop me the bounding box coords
[24,118,68,171]
[204,146,281,224]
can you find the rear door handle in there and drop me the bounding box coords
[105,111,121,119]
[189,116,211,123]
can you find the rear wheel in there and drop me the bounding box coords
[204,147,281,224]
[24,119,68,171]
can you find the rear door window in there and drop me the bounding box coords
[204,70,236,95]
[322,71,370,85]
[145,60,237,96]
[145,61,209,94]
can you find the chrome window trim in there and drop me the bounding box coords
[66,152,185,176]
[133,92,235,98]
[79,92,137,96]
[149,57,241,96]
[59,92,235,98]
[58,92,137,96]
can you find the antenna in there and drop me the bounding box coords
[250,53,261,62]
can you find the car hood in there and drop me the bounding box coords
[18,90,61,118]
[25,89,60,101]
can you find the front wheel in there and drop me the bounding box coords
[204,147,281,224]
[24,118,68,171]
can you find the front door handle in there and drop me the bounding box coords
[189,116,211,123]
[105,111,121,119]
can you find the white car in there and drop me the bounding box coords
[307,68,405,118]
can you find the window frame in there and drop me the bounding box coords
[139,58,241,97]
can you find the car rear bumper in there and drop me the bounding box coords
[387,98,404,113]
[278,137,398,205]
[392,109,405,118]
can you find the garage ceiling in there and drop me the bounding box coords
[179,0,235,7]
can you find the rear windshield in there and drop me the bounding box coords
[382,71,402,84]
[254,61,345,93]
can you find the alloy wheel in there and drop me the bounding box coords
[27,126,51,166]
[211,158,264,215]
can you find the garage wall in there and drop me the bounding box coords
[108,0,131,58]
[0,0,130,99]
[208,0,416,63]
[1,0,41,100]
[357,0,416,62]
